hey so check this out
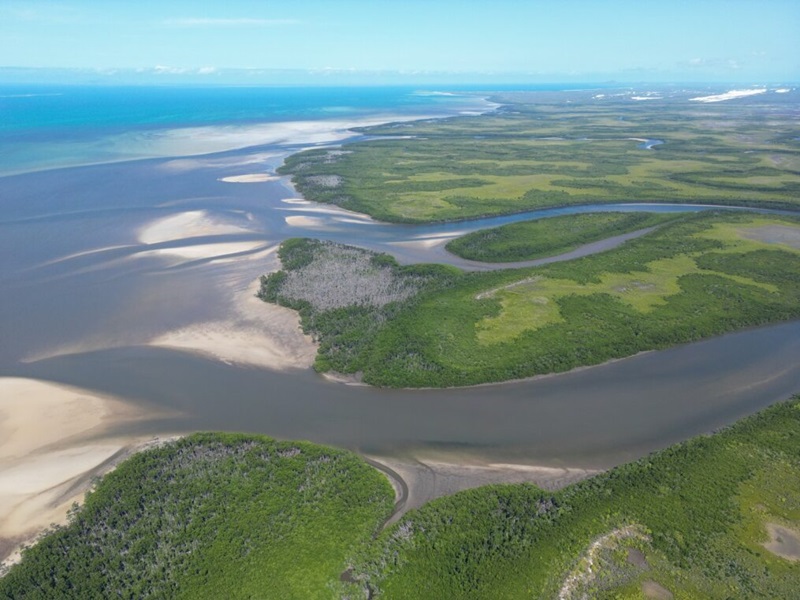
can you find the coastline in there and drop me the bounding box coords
[3,89,800,576]
[0,378,178,570]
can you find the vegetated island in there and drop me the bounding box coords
[260,211,800,387]
[2,399,799,598]
[278,92,800,223]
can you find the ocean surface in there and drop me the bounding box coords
[1,84,799,467]
[0,84,496,175]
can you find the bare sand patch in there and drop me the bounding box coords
[150,278,317,371]
[218,174,278,183]
[642,580,673,599]
[627,547,649,568]
[0,378,167,568]
[740,225,800,249]
[763,522,800,561]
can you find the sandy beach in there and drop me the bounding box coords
[0,378,172,570]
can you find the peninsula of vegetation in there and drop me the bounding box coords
[261,211,800,387]
[3,400,798,598]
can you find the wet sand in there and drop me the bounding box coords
[367,455,597,527]
[150,278,318,370]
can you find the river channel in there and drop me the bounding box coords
[1,141,799,469]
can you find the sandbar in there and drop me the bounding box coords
[138,210,254,245]
[150,278,317,371]
[218,174,279,183]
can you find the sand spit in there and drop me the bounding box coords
[367,455,598,527]
[0,378,169,570]
[150,278,317,371]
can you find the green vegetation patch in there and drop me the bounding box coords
[0,434,394,600]
[262,212,800,387]
[351,399,800,599]
[278,96,800,223]
[446,212,678,262]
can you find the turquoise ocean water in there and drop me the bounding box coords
[0,85,496,175]
[0,84,602,175]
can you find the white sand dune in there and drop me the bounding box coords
[690,89,767,103]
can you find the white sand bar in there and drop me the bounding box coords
[218,174,279,183]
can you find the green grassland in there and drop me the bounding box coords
[262,211,800,387]
[352,398,800,599]
[278,95,800,223]
[445,212,678,262]
[0,434,394,600]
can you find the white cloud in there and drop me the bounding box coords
[163,17,298,27]
[197,66,217,75]
[153,65,188,74]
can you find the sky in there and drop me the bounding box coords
[1,0,798,84]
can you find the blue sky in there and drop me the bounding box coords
[1,0,798,83]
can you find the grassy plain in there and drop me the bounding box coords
[353,398,800,599]
[0,434,393,600]
[445,212,678,262]
[262,212,800,387]
[279,92,800,223]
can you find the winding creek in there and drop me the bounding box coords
[1,140,799,471]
